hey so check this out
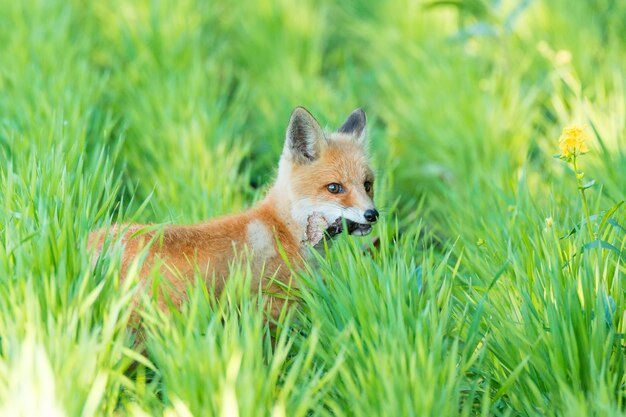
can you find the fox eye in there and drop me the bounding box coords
[364,181,372,193]
[326,183,344,194]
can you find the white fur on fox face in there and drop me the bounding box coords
[292,198,369,226]
[351,227,372,237]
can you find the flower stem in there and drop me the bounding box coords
[572,156,594,240]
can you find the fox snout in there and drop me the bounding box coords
[364,208,379,223]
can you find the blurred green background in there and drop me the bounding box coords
[0,0,625,415]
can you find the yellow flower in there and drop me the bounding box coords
[559,125,590,158]
[544,216,554,228]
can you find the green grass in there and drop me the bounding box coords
[1,0,625,415]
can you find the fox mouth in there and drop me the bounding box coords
[325,218,373,237]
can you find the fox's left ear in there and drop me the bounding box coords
[338,108,367,144]
[285,107,327,164]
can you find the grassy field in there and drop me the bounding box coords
[1,0,625,415]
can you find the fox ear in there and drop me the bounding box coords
[285,107,327,163]
[338,108,367,144]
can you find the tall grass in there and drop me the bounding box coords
[0,0,625,415]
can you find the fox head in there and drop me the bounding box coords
[275,107,378,237]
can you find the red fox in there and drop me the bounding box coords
[89,107,378,320]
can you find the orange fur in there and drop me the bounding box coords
[89,107,376,323]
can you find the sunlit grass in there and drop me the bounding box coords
[0,0,625,415]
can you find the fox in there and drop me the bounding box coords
[89,107,378,321]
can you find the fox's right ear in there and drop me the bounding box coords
[338,108,367,144]
[284,107,327,164]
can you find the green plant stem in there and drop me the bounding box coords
[572,156,595,240]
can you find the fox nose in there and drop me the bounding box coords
[364,209,379,223]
